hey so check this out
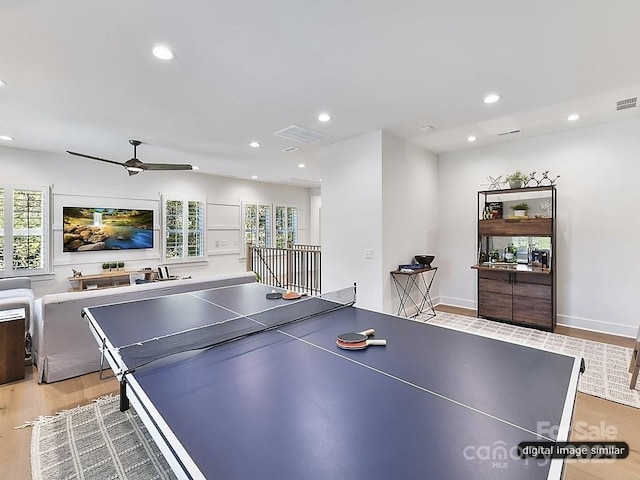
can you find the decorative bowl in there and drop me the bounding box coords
[414,255,435,267]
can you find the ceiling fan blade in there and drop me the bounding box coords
[140,163,193,171]
[66,151,125,167]
[67,141,193,175]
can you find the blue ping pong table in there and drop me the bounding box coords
[83,282,582,480]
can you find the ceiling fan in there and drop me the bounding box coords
[67,139,193,176]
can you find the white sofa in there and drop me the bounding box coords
[33,271,256,383]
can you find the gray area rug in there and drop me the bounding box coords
[28,394,176,480]
[420,311,640,409]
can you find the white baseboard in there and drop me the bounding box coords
[436,296,476,310]
[434,297,637,339]
[557,314,636,339]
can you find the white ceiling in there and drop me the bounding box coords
[1,1,639,186]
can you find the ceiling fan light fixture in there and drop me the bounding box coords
[483,93,501,104]
[152,45,175,60]
[126,166,144,172]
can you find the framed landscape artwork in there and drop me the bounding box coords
[63,207,154,252]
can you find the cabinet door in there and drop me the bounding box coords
[478,271,512,321]
[512,274,552,328]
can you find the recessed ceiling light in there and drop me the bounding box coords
[420,125,435,132]
[0,79,6,87]
[483,93,501,104]
[152,45,175,60]
[318,113,331,122]
[249,141,260,148]
[251,175,258,179]
[298,163,306,168]
[567,113,580,122]
[467,135,477,142]
[0,135,14,141]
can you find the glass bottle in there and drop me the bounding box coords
[504,243,517,263]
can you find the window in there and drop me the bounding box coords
[0,185,50,276]
[275,206,298,248]
[162,196,205,262]
[244,203,271,247]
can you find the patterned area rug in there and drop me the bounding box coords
[27,394,176,480]
[419,311,640,409]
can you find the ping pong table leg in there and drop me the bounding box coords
[120,378,130,412]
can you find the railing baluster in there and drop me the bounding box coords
[246,243,321,295]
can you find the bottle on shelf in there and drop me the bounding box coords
[504,243,517,263]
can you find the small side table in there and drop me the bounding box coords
[0,308,26,384]
[390,267,438,320]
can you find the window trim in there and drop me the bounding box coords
[0,183,51,277]
[275,205,299,248]
[242,201,273,249]
[161,195,207,264]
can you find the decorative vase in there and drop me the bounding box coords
[509,180,523,189]
[514,209,527,217]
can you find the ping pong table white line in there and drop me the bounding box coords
[187,290,577,444]
[108,287,346,351]
[276,329,565,443]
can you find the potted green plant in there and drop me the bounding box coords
[510,202,529,217]
[117,261,125,271]
[110,262,118,271]
[505,171,529,189]
[102,262,110,272]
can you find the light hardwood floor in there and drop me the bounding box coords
[1,307,638,479]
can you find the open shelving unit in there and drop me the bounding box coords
[471,185,557,331]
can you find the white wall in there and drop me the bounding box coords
[319,131,384,310]
[0,147,312,297]
[381,132,439,314]
[438,117,640,337]
[319,130,440,314]
[309,187,321,246]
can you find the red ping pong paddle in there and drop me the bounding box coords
[336,338,387,350]
[283,291,307,300]
[336,329,376,344]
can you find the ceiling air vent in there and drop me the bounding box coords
[616,97,637,111]
[274,125,327,144]
[498,129,521,136]
[282,146,299,153]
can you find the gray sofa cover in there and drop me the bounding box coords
[33,271,256,383]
